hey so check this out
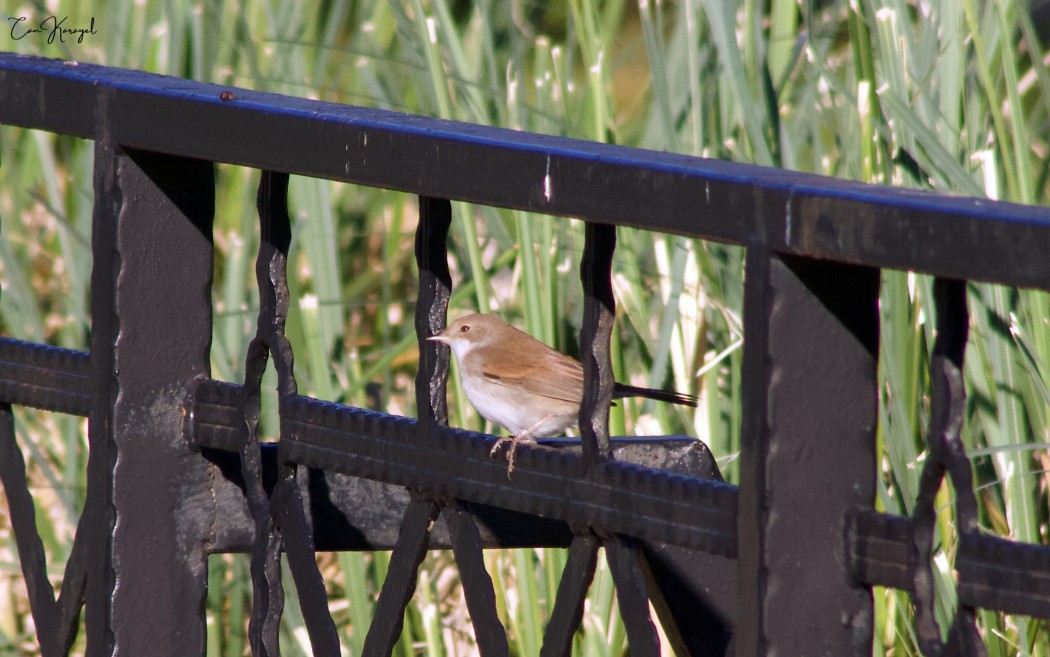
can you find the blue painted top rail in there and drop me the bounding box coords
[1,51,1048,288]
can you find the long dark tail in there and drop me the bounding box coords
[612,383,697,407]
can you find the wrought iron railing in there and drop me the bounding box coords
[1,51,1049,657]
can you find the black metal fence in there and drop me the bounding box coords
[1,51,1049,657]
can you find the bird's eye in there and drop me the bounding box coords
[460,325,471,333]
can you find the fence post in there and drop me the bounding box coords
[737,249,879,656]
[90,137,215,656]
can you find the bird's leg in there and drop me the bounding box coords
[490,415,553,474]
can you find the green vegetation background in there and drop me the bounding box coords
[1,0,1048,654]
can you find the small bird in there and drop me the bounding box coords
[428,313,697,472]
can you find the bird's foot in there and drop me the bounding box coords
[490,433,536,475]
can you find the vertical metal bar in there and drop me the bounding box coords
[101,145,216,656]
[578,222,616,465]
[256,171,297,395]
[419,186,510,657]
[0,403,63,656]
[578,221,667,653]
[605,539,661,657]
[362,497,443,657]
[540,533,600,657]
[242,171,298,657]
[911,278,985,657]
[54,522,88,655]
[445,500,509,657]
[242,470,281,654]
[1,398,86,655]
[242,396,283,657]
[641,540,735,657]
[738,249,879,657]
[639,439,735,657]
[357,195,452,657]
[253,167,338,657]
[85,109,120,657]
[415,195,453,428]
[272,458,341,657]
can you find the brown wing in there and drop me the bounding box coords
[468,329,584,403]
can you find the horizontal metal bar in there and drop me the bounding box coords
[847,508,914,591]
[2,54,1050,288]
[188,379,728,552]
[849,509,1050,619]
[202,433,722,553]
[277,394,738,556]
[188,377,730,554]
[202,444,570,552]
[957,533,1050,619]
[187,378,243,450]
[0,337,90,416]
[183,383,1050,618]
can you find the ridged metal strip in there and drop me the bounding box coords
[0,337,90,416]
[279,394,738,556]
[850,510,1050,620]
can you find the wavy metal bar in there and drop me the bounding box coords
[579,222,617,464]
[910,278,984,657]
[0,404,90,657]
[241,171,298,657]
[414,196,453,427]
[414,195,511,653]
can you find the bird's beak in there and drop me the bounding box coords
[427,333,450,344]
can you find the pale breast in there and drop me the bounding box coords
[459,371,578,437]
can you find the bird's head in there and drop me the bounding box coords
[427,313,505,359]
